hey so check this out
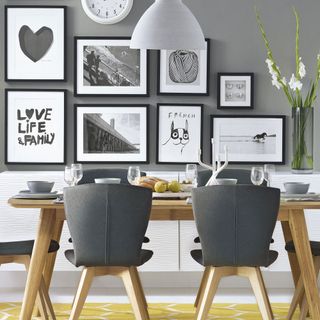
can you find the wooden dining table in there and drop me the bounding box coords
[7,197,320,319]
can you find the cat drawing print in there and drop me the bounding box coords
[163,120,190,154]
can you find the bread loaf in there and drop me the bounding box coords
[137,176,168,191]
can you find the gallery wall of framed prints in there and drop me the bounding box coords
[2,4,288,167]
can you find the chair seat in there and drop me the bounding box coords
[285,240,320,256]
[0,240,60,256]
[65,249,153,267]
[190,249,278,267]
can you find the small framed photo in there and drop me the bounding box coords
[157,104,203,164]
[75,104,149,163]
[157,39,210,95]
[217,73,254,109]
[5,89,66,164]
[5,6,66,81]
[211,115,285,164]
[75,37,149,96]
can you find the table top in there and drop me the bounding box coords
[7,198,320,221]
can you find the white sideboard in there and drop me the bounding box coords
[1,171,320,275]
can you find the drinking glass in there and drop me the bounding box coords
[64,166,74,187]
[264,164,276,187]
[127,166,141,185]
[186,164,198,187]
[251,167,265,186]
[71,164,83,186]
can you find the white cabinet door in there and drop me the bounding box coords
[179,221,203,271]
[139,221,179,272]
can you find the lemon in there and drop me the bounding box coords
[168,180,181,193]
[154,181,167,193]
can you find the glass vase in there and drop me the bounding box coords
[291,107,314,174]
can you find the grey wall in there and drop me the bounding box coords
[1,0,319,172]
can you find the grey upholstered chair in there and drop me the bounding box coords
[64,184,153,320]
[285,241,320,319]
[78,168,146,185]
[191,185,280,320]
[197,168,254,187]
[0,240,59,318]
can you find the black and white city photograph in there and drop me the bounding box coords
[158,39,209,95]
[75,104,148,163]
[211,115,285,163]
[75,37,149,96]
[218,73,254,109]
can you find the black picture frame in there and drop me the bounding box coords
[217,73,254,109]
[74,37,150,97]
[5,5,67,82]
[156,103,203,164]
[5,89,67,165]
[74,104,149,164]
[157,39,210,96]
[210,115,286,164]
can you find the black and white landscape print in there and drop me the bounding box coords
[212,116,285,164]
[75,38,148,96]
[158,39,209,95]
[83,113,140,154]
[76,105,148,163]
[83,45,141,87]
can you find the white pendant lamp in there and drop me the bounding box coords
[130,0,206,50]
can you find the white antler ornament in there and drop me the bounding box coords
[198,139,229,186]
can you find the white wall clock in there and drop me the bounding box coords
[81,0,134,24]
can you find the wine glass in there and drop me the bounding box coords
[71,164,83,186]
[127,166,141,185]
[264,164,276,187]
[186,164,198,187]
[64,166,74,187]
[251,167,265,186]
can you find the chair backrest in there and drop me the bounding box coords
[192,185,280,267]
[78,168,146,185]
[64,184,152,267]
[197,169,253,187]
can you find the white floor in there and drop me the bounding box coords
[0,287,294,304]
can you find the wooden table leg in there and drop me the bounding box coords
[19,209,56,320]
[288,209,320,319]
[35,209,65,317]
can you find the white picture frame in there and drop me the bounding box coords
[5,6,66,81]
[5,90,66,164]
[75,104,149,163]
[157,104,203,164]
[211,115,285,164]
[158,39,210,95]
[75,37,149,96]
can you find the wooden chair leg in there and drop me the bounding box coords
[248,267,273,320]
[299,296,308,320]
[69,267,95,320]
[131,267,148,309]
[194,266,210,308]
[39,277,56,320]
[195,267,223,320]
[121,266,150,320]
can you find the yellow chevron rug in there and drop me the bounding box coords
[0,303,298,319]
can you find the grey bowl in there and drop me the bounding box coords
[216,178,238,185]
[27,181,54,193]
[284,182,310,194]
[94,178,121,184]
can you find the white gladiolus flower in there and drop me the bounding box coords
[271,75,282,89]
[298,58,306,78]
[265,59,278,77]
[289,74,303,91]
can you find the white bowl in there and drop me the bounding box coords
[216,178,238,185]
[94,178,121,184]
[284,182,310,194]
[181,184,193,192]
